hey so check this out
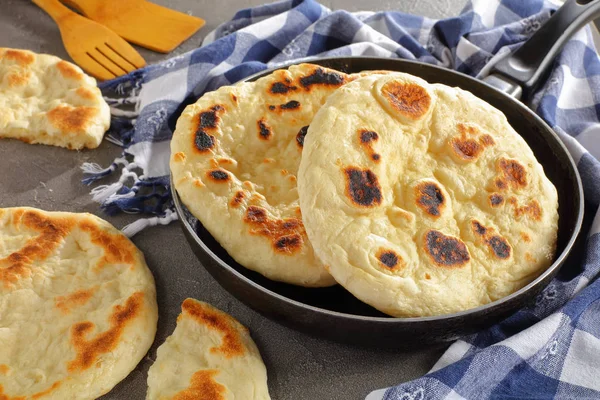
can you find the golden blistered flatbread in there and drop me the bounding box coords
[298,73,559,317]
[0,48,110,149]
[170,63,361,287]
[0,207,157,399]
[146,299,270,400]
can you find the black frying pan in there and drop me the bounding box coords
[172,0,595,347]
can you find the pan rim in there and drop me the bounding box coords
[173,56,585,324]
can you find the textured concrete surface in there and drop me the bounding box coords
[0,0,465,398]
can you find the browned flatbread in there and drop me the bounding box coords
[0,48,110,149]
[0,207,157,398]
[146,299,270,399]
[298,72,559,317]
[170,63,360,287]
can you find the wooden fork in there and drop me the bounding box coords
[32,0,146,81]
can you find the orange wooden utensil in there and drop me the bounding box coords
[60,0,206,53]
[32,0,146,81]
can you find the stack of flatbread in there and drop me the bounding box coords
[0,44,559,396]
[171,63,559,318]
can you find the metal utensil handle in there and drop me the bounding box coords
[490,0,600,99]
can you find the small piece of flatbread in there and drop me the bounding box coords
[0,48,110,149]
[146,298,270,400]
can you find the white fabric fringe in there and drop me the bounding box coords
[90,163,139,203]
[122,209,179,237]
[105,135,126,146]
[80,162,109,175]
[81,156,129,175]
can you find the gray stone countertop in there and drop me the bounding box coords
[0,0,465,398]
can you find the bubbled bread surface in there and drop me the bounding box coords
[170,64,361,287]
[297,73,559,317]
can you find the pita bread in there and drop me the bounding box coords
[146,298,270,400]
[0,207,157,398]
[0,48,110,150]
[298,73,559,317]
[170,63,362,287]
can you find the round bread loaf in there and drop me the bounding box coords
[170,63,361,287]
[0,207,158,399]
[0,48,110,149]
[146,298,270,400]
[297,73,559,317]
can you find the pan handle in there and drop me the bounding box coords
[484,0,600,100]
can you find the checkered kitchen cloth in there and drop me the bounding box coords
[84,0,600,397]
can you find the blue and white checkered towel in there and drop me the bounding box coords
[85,0,600,397]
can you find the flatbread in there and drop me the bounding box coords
[170,63,360,287]
[0,207,158,398]
[146,298,270,400]
[298,73,559,317]
[0,48,110,149]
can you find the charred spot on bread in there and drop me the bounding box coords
[230,191,245,208]
[451,137,483,160]
[489,193,504,207]
[270,80,298,94]
[267,100,301,113]
[381,80,431,120]
[299,67,346,90]
[359,130,379,144]
[497,158,528,189]
[376,249,403,271]
[471,220,512,259]
[243,206,306,255]
[193,105,224,153]
[344,167,383,207]
[207,169,230,182]
[280,100,300,110]
[296,125,309,148]
[487,235,511,259]
[257,119,272,140]
[424,230,470,267]
[415,182,445,218]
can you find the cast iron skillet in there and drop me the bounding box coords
[173,0,595,347]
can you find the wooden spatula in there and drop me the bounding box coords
[60,0,206,53]
[33,0,146,81]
